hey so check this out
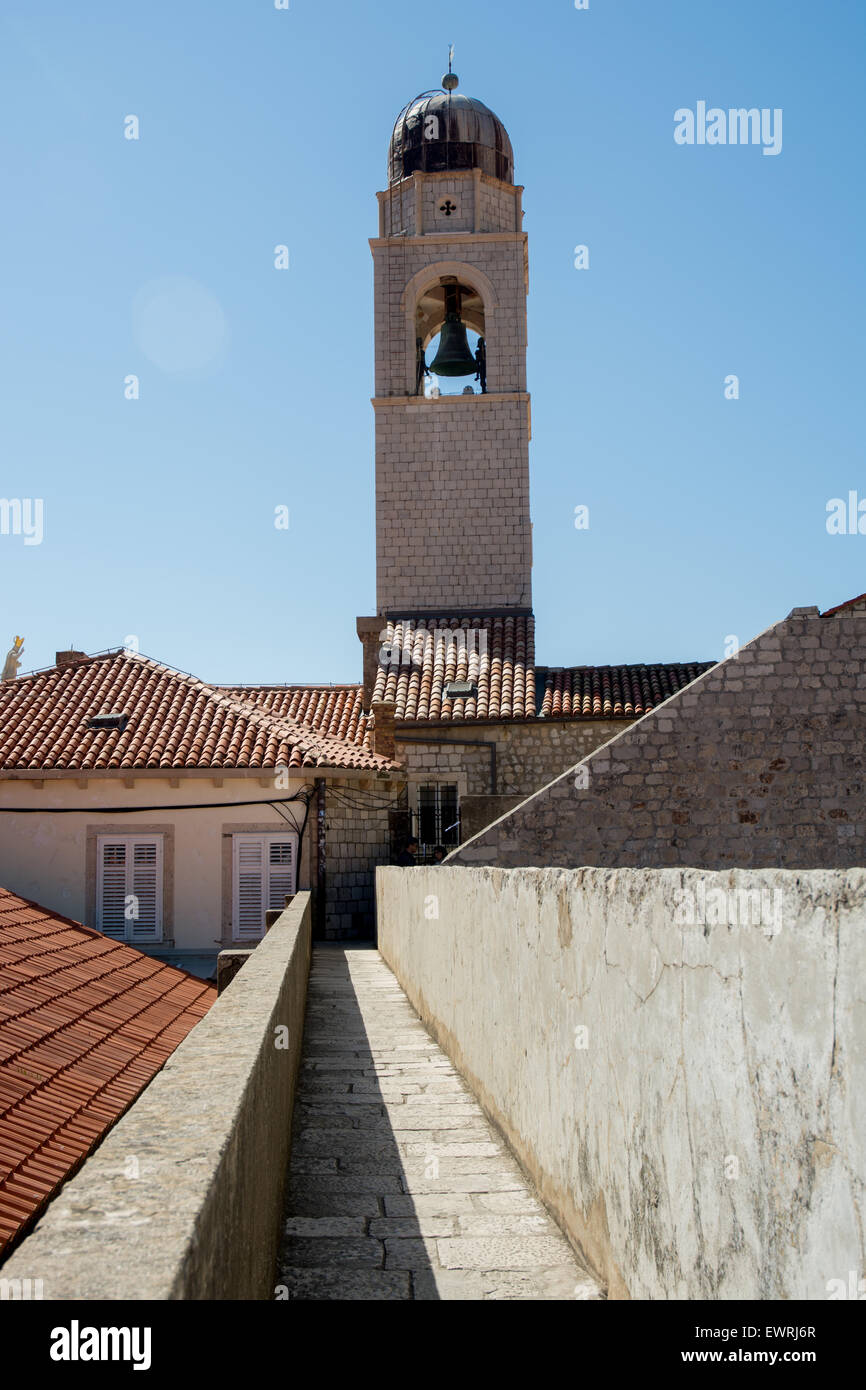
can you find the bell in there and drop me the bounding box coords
[429,316,478,377]
[429,280,477,378]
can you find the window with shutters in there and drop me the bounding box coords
[95,835,164,942]
[231,833,298,941]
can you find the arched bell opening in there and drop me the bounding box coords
[414,275,487,397]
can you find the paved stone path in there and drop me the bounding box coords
[277,946,602,1300]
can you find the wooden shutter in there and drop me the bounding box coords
[96,836,163,942]
[232,834,298,940]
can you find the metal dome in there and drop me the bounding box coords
[388,89,514,187]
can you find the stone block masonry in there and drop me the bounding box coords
[450,601,866,870]
[310,724,626,941]
[313,778,397,941]
[375,394,532,614]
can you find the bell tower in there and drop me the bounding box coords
[370,69,533,618]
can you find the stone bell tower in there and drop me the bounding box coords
[370,70,533,619]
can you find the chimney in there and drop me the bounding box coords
[371,700,396,760]
[356,615,385,710]
[56,650,87,668]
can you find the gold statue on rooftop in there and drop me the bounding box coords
[2,636,24,681]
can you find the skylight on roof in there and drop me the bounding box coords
[86,712,129,732]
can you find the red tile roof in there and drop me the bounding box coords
[0,652,399,774]
[369,617,713,723]
[223,685,373,750]
[536,663,713,720]
[0,886,215,1257]
[373,616,536,720]
[822,593,866,617]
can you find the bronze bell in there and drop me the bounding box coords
[429,281,477,378]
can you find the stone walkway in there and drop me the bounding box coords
[277,946,602,1300]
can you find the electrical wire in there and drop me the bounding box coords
[0,790,315,815]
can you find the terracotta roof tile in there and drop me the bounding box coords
[0,886,215,1257]
[536,662,713,720]
[222,686,373,750]
[0,652,399,775]
[366,617,712,723]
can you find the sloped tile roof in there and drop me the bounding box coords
[373,616,536,721]
[0,652,399,774]
[0,886,214,1256]
[536,663,714,720]
[222,685,372,750]
[370,617,712,723]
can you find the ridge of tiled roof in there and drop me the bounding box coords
[821,592,866,618]
[0,885,215,1256]
[0,651,399,773]
[370,616,713,722]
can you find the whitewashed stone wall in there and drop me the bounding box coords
[377,864,866,1300]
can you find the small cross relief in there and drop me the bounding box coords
[439,200,457,217]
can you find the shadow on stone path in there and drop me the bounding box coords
[276,946,602,1301]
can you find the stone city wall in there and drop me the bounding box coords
[451,603,866,871]
[3,896,312,1299]
[377,865,866,1300]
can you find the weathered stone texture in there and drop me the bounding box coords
[375,396,531,613]
[314,778,397,940]
[277,946,601,1300]
[377,864,866,1299]
[450,604,866,869]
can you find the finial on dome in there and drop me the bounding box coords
[442,43,458,91]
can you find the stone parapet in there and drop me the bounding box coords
[3,895,313,1299]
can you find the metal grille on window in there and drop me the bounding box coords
[415,784,459,861]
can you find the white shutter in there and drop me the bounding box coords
[234,836,266,940]
[98,842,128,939]
[267,840,295,910]
[130,841,161,942]
[96,836,163,943]
[232,834,298,940]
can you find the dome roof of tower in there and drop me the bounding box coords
[388,88,514,187]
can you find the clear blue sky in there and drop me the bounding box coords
[1,0,863,685]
